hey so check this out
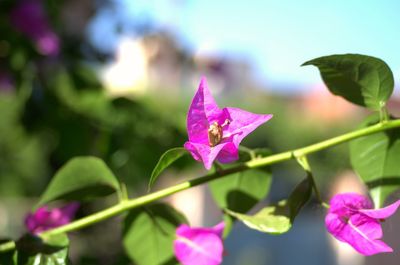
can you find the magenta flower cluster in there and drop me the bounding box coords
[25,203,79,234]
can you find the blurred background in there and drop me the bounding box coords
[1,0,400,264]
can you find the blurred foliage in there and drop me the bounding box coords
[0,0,357,199]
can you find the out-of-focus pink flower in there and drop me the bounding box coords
[10,0,60,56]
[0,71,14,93]
[326,193,400,256]
[184,77,272,169]
[25,203,79,234]
[174,222,225,265]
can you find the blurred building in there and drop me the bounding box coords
[100,31,257,98]
[291,83,362,124]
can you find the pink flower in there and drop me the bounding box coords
[0,70,14,93]
[184,77,272,169]
[174,222,225,265]
[10,0,60,56]
[325,193,400,255]
[25,203,79,234]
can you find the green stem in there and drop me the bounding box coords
[380,106,389,123]
[295,155,323,204]
[118,182,129,202]
[2,119,400,251]
[239,146,257,160]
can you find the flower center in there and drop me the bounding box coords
[340,216,350,223]
[208,119,230,147]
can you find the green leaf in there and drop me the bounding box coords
[350,115,400,207]
[225,204,291,234]
[302,54,394,109]
[148,148,188,191]
[226,176,312,234]
[38,157,120,206]
[15,234,69,265]
[122,203,187,265]
[210,149,272,237]
[209,169,272,213]
[0,239,16,265]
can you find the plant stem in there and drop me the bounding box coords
[295,155,324,205]
[380,106,389,123]
[2,118,400,251]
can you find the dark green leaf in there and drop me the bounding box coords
[226,176,312,234]
[210,149,272,237]
[214,169,272,237]
[302,54,394,109]
[350,115,400,207]
[15,234,69,265]
[209,169,272,214]
[148,148,188,191]
[122,203,187,265]
[38,157,120,206]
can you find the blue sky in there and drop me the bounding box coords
[90,0,400,92]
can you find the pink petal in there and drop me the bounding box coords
[328,193,373,216]
[215,141,238,164]
[25,203,79,234]
[360,200,400,219]
[25,207,49,233]
[223,107,272,147]
[326,212,391,255]
[51,202,79,226]
[174,224,224,265]
[187,77,223,144]
[211,222,225,237]
[184,141,202,162]
[326,193,394,256]
[36,31,60,56]
[348,214,391,255]
[351,214,382,240]
[325,211,347,242]
[184,141,231,170]
[60,202,80,217]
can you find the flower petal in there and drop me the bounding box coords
[216,141,238,164]
[184,141,202,162]
[25,203,79,234]
[326,193,395,256]
[223,107,272,147]
[184,141,231,170]
[187,77,223,144]
[328,193,373,216]
[174,224,224,265]
[347,214,391,255]
[211,222,225,237]
[25,207,51,233]
[326,212,391,255]
[360,199,400,219]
